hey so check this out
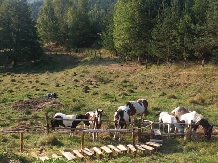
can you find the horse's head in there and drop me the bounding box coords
[171,106,189,120]
[198,119,213,140]
[137,99,148,110]
[51,115,64,130]
[114,110,125,129]
[96,109,103,125]
[114,108,130,129]
[76,114,90,127]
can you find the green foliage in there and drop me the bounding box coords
[0,0,43,67]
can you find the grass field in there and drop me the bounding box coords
[0,50,218,162]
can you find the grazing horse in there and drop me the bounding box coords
[171,106,190,120]
[178,111,213,140]
[125,98,148,124]
[85,109,103,140]
[51,113,90,132]
[114,106,130,140]
[155,111,184,133]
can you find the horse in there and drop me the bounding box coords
[85,109,103,140]
[51,113,90,133]
[171,106,190,121]
[125,98,148,124]
[114,106,130,140]
[178,111,213,140]
[155,111,184,133]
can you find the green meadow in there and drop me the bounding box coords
[0,51,218,162]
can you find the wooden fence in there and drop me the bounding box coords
[0,113,217,153]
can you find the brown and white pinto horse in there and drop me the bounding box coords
[125,98,148,124]
[114,106,130,140]
[171,107,213,140]
[171,106,190,121]
[85,109,103,140]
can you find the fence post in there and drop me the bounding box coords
[81,131,85,149]
[138,119,142,142]
[45,112,49,133]
[150,122,154,139]
[189,120,193,140]
[20,132,24,153]
[132,129,135,146]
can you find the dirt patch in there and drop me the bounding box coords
[12,98,64,111]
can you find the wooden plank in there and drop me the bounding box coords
[52,154,62,159]
[135,144,146,152]
[39,156,49,161]
[100,146,113,158]
[72,150,84,159]
[82,148,94,156]
[150,139,163,144]
[126,144,137,157]
[126,144,137,152]
[146,141,162,147]
[107,145,122,153]
[146,142,161,151]
[62,151,76,160]
[100,146,113,154]
[140,144,155,153]
[93,147,103,155]
[117,144,128,153]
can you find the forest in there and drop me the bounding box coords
[0,0,218,67]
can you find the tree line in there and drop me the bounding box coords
[0,0,218,67]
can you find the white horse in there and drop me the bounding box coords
[156,111,184,133]
[179,111,213,139]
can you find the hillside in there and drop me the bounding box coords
[0,51,218,162]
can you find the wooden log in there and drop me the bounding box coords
[107,145,122,154]
[135,144,146,154]
[117,144,127,154]
[20,132,24,153]
[72,150,84,159]
[140,144,154,154]
[146,142,161,151]
[62,151,76,160]
[93,147,103,159]
[52,154,62,159]
[150,139,163,144]
[100,146,113,158]
[39,156,49,161]
[126,144,137,157]
[81,148,94,157]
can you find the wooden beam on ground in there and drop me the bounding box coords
[81,148,94,157]
[107,145,122,154]
[72,150,84,160]
[146,142,161,151]
[126,144,137,157]
[100,146,113,158]
[135,144,146,154]
[140,144,155,154]
[62,151,76,160]
[39,156,49,161]
[117,144,127,154]
[93,147,103,159]
[52,154,62,159]
[150,139,163,144]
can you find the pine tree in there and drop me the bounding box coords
[0,0,43,67]
[37,0,59,44]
